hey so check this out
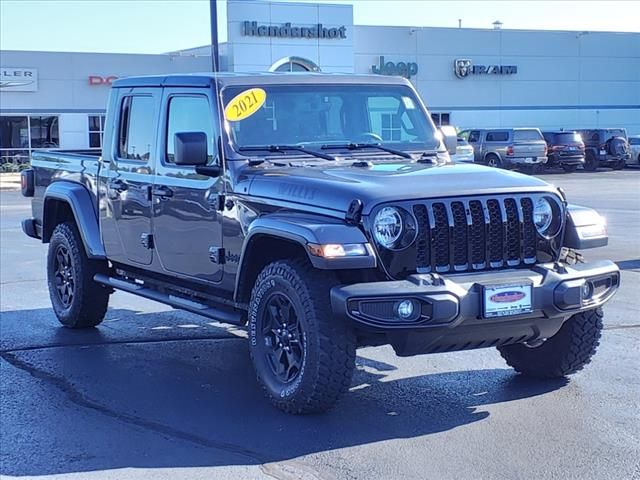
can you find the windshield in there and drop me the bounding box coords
[222,84,438,153]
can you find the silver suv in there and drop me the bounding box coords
[459,128,548,171]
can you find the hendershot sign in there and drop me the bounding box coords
[454,59,517,79]
[0,68,38,92]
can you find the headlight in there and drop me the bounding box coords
[372,206,417,250]
[533,196,563,238]
[534,197,553,234]
[373,207,403,248]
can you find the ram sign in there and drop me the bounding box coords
[454,59,518,79]
[0,68,38,92]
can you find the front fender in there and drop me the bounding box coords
[43,182,106,259]
[241,213,376,270]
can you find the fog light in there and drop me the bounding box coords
[396,299,415,319]
[581,281,594,300]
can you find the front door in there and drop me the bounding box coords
[103,91,159,266]
[151,88,224,284]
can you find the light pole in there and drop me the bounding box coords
[209,0,220,72]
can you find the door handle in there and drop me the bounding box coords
[108,179,128,193]
[151,185,174,199]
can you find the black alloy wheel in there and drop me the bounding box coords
[53,244,75,308]
[261,292,305,383]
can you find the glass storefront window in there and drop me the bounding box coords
[0,116,29,149]
[30,116,59,148]
[88,114,105,148]
[1,115,60,167]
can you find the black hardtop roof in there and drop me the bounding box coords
[112,72,411,89]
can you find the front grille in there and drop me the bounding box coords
[410,196,539,273]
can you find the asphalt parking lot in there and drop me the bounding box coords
[1,169,639,480]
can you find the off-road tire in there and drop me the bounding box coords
[584,151,598,171]
[497,308,603,378]
[248,260,356,414]
[559,247,584,265]
[47,222,110,328]
[612,160,625,170]
[562,164,578,173]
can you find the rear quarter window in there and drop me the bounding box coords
[513,130,543,142]
[485,131,509,142]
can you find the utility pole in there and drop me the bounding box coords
[209,0,220,72]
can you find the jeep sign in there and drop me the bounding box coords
[454,59,517,79]
[371,56,418,79]
[0,68,38,92]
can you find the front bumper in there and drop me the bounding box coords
[331,260,619,356]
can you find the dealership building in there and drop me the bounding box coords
[1,0,639,163]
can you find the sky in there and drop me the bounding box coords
[1,0,639,55]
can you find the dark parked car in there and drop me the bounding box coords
[21,73,619,414]
[575,128,631,171]
[542,130,585,172]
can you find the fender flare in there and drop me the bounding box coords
[43,182,106,259]
[564,204,608,250]
[234,213,376,299]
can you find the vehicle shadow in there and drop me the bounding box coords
[0,307,568,476]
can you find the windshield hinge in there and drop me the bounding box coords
[345,199,363,225]
[215,194,225,211]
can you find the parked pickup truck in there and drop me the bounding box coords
[22,73,619,414]
[460,128,548,172]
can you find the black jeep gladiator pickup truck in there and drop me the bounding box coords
[21,73,620,414]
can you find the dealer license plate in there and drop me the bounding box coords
[483,283,533,318]
[524,157,535,163]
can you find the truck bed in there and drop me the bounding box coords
[30,149,102,223]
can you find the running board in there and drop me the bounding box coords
[93,274,244,325]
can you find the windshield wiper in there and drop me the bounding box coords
[238,145,336,161]
[320,142,412,159]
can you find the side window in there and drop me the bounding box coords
[486,131,509,142]
[166,96,215,164]
[118,96,155,161]
[468,130,480,143]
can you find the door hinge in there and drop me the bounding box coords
[141,233,154,249]
[208,246,226,264]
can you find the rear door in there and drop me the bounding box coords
[512,129,546,158]
[102,90,159,266]
[150,88,224,284]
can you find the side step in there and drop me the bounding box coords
[94,274,244,325]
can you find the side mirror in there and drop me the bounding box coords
[174,132,208,166]
[439,125,458,155]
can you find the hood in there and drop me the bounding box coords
[244,161,558,215]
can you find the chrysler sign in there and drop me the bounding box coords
[0,68,38,92]
[454,59,517,79]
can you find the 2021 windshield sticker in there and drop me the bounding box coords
[224,88,266,121]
